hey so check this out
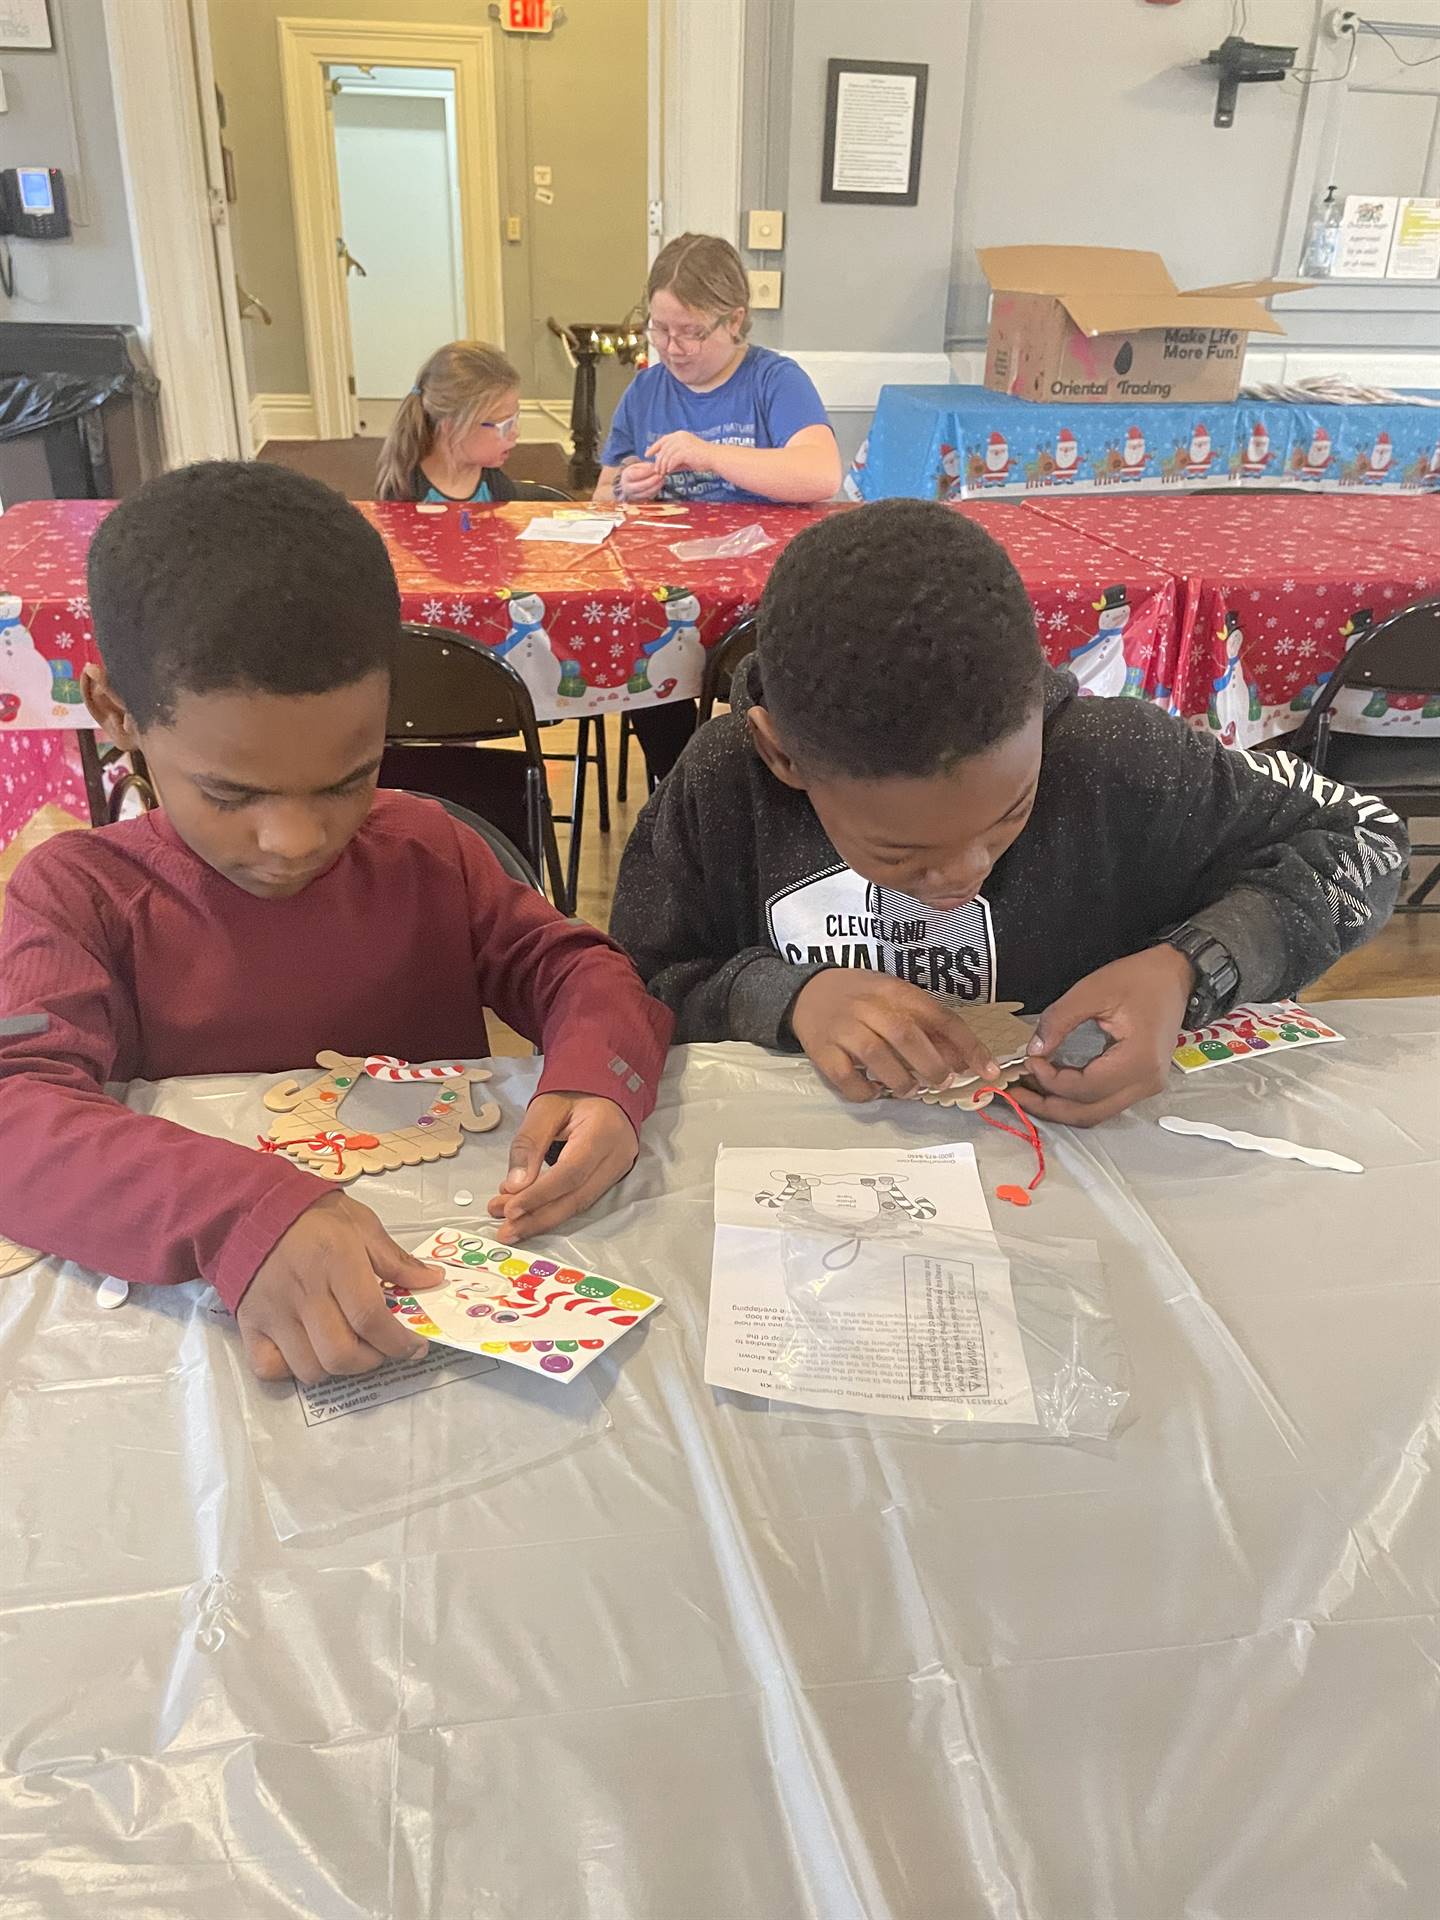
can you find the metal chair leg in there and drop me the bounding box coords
[76,730,110,826]
[617,712,631,804]
[564,718,589,915]
[594,714,611,835]
[528,766,569,910]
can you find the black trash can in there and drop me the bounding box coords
[0,322,163,502]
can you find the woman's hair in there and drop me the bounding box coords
[375,340,521,499]
[647,233,752,337]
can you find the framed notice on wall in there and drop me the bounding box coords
[821,58,927,206]
[0,1,52,49]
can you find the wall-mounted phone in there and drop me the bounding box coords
[0,167,71,239]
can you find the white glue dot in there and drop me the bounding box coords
[453,1190,475,1208]
[96,1276,130,1310]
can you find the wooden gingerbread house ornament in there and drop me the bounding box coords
[261,1050,501,1183]
[916,1002,1034,1111]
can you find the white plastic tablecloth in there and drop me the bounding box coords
[3,1001,1438,1918]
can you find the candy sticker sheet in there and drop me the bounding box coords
[390,1231,661,1382]
[1172,1001,1343,1073]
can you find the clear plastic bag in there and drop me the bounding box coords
[768,1186,1128,1443]
[229,1334,610,1543]
[668,522,776,562]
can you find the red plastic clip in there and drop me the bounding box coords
[973,1086,1045,1204]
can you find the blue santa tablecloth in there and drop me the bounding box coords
[844,384,1440,504]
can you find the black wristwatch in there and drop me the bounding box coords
[1158,923,1241,1028]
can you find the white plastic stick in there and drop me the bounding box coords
[1158,1114,1363,1174]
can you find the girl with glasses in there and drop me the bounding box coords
[377,341,523,506]
[594,233,840,514]
[596,234,841,781]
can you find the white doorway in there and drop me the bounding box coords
[328,66,466,437]
[277,19,503,440]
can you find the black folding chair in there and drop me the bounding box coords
[400,790,544,895]
[510,481,575,504]
[697,616,758,725]
[1289,596,1440,913]
[384,623,571,908]
[76,732,155,824]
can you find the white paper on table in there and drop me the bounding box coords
[705,1144,1037,1425]
[516,515,618,546]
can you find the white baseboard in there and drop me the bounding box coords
[519,400,572,446]
[248,393,571,446]
[1241,347,1440,388]
[787,350,955,412]
[946,345,1440,397]
[251,393,320,442]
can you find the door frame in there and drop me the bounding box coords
[277,16,504,440]
[103,0,250,464]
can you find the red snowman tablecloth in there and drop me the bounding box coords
[956,502,1178,699]
[1023,495,1439,749]
[0,496,1188,856]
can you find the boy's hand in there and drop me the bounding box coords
[1014,947,1194,1127]
[645,431,711,477]
[789,970,1004,1102]
[616,459,666,503]
[236,1193,444,1385]
[487,1093,638,1243]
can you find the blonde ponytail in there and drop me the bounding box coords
[376,390,432,500]
[375,340,522,500]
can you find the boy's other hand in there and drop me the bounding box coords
[790,970,1004,1102]
[616,459,666,503]
[487,1093,639,1244]
[236,1193,443,1385]
[645,432,710,478]
[1014,947,1194,1127]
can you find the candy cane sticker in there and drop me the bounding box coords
[363,1056,468,1081]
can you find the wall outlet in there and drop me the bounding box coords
[506,215,523,242]
[532,164,552,187]
[747,209,783,251]
[747,268,782,310]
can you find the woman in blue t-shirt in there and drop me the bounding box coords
[376,341,522,504]
[596,234,841,777]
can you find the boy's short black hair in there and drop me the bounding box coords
[88,460,400,728]
[757,499,1046,778]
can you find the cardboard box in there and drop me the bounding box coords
[978,245,1305,405]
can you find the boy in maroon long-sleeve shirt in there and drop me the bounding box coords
[0,462,672,1385]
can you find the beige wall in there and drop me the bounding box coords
[207,0,649,403]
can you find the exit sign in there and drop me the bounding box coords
[504,0,553,31]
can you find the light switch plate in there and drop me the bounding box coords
[747,268,782,310]
[532,164,552,187]
[747,209,783,250]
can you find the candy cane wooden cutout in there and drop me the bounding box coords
[1158,1115,1363,1174]
[262,1049,501,1182]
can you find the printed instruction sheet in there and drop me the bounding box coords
[706,1145,1037,1425]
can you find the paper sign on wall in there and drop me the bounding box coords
[1334,196,1399,279]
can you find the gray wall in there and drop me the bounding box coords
[742,0,966,354]
[741,0,1440,362]
[0,0,141,326]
